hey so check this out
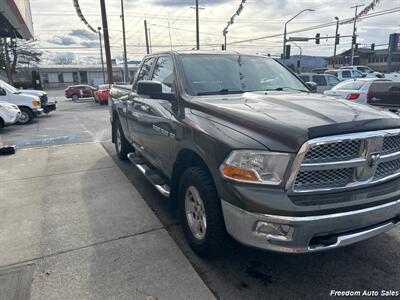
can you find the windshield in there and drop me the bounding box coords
[0,80,18,93]
[180,54,307,96]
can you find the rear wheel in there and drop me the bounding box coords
[17,107,34,125]
[179,167,232,257]
[113,119,133,160]
[72,94,79,101]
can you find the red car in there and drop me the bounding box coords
[65,85,96,100]
[94,84,110,105]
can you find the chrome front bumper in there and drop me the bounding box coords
[221,199,400,253]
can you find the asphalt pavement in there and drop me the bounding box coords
[1,90,400,299]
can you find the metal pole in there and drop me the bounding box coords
[98,27,106,84]
[99,0,113,84]
[168,20,173,50]
[148,28,152,53]
[120,0,128,83]
[333,17,339,69]
[196,0,200,50]
[224,33,227,50]
[144,20,150,54]
[350,4,364,66]
[283,24,287,61]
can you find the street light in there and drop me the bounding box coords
[283,9,315,62]
[333,16,339,68]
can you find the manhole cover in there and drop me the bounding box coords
[0,264,34,300]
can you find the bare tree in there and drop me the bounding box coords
[0,38,41,84]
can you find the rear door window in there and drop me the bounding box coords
[311,75,327,86]
[327,75,340,86]
[342,71,351,78]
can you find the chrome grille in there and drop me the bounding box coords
[304,140,361,162]
[382,135,400,155]
[289,129,400,193]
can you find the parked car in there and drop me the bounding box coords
[367,81,400,110]
[0,101,21,129]
[18,88,57,114]
[110,51,400,257]
[384,72,400,82]
[94,84,110,105]
[323,78,390,104]
[325,69,365,81]
[298,73,341,93]
[65,85,96,100]
[340,66,384,78]
[0,79,43,124]
[311,68,329,74]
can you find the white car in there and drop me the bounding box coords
[340,66,384,78]
[0,80,43,124]
[325,69,365,81]
[0,101,21,129]
[384,73,400,82]
[323,78,390,104]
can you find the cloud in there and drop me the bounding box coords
[47,36,77,46]
[80,40,100,48]
[70,29,97,40]
[153,0,229,6]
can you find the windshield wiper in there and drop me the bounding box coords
[197,89,245,96]
[269,87,310,93]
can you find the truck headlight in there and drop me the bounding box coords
[32,100,40,107]
[220,150,291,185]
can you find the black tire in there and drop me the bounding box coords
[17,107,34,125]
[0,117,4,129]
[72,94,79,101]
[113,119,133,161]
[179,166,232,257]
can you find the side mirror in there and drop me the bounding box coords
[137,80,175,101]
[305,81,317,93]
[0,88,6,96]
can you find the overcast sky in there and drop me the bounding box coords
[30,0,400,63]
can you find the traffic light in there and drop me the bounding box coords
[335,34,340,45]
[315,33,320,45]
[352,35,357,45]
[355,43,359,52]
[285,44,291,59]
[371,43,375,51]
[222,44,225,50]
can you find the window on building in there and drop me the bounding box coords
[58,73,64,83]
[42,73,49,84]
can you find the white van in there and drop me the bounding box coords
[0,80,43,124]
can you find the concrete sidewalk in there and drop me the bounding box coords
[0,143,214,300]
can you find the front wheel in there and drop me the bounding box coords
[179,167,232,257]
[17,107,34,124]
[72,94,79,101]
[113,119,133,161]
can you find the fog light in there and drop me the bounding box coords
[254,221,294,241]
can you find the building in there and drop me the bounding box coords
[282,55,327,73]
[327,48,400,72]
[0,0,33,39]
[38,64,139,89]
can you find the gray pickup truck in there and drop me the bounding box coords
[109,51,400,257]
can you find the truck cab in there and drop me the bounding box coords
[0,80,43,124]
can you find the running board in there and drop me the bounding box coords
[127,152,170,198]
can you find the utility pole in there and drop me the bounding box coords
[333,17,339,69]
[195,0,200,50]
[120,0,128,83]
[144,20,150,54]
[223,32,227,50]
[99,0,113,84]
[350,4,364,66]
[98,27,106,84]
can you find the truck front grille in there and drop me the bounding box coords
[289,129,400,193]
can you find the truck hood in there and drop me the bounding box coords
[19,89,46,96]
[189,91,400,152]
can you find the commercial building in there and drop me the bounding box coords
[0,0,33,39]
[37,64,139,89]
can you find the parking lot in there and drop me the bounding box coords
[1,90,400,299]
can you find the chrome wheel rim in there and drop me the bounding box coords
[185,186,207,240]
[18,112,29,124]
[116,128,122,153]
